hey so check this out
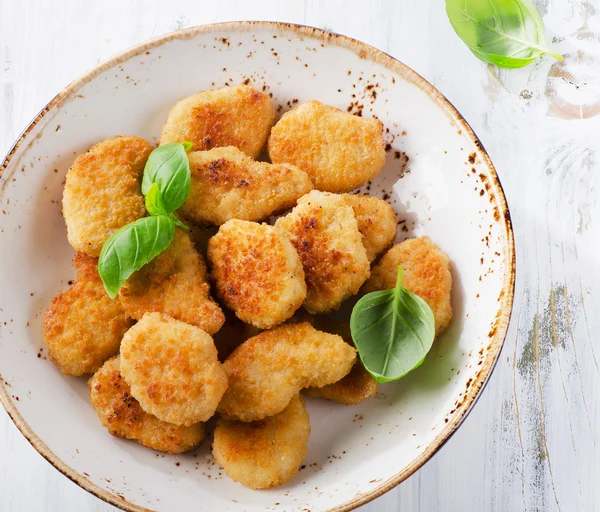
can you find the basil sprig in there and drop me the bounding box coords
[350,267,435,382]
[99,142,193,299]
[445,0,562,69]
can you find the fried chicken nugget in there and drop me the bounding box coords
[179,147,313,225]
[120,313,228,426]
[43,253,133,376]
[275,191,370,314]
[89,356,205,454]
[344,194,397,262]
[268,100,386,192]
[208,220,306,329]
[218,322,356,422]
[160,85,275,158]
[363,236,453,336]
[118,230,225,335]
[306,360,378,405]
[62,136,153,256]
[213,395,310,489]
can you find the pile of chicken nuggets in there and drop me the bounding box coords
[44,84,453,490]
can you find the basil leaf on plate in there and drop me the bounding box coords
[141,142,192,213]
[445,0,562,69]
[350,267,435,383]
[98,215,175,299]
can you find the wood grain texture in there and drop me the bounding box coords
[1,0,597,511]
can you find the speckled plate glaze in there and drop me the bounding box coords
[0,22,514,512]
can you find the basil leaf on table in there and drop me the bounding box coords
[98,215,175,299]
[445,0,562,69]
[350,267,435,383]
[141,141,192,213]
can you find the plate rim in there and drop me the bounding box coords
[0,20,516,512]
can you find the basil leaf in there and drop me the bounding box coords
[145,183,167,216]
[141,142,192,213]
[445,0,562,69]
[98,215,175,299]
[350,267,435,383]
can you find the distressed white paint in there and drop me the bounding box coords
[0,1,596,511]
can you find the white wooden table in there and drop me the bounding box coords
[1,0,597,510]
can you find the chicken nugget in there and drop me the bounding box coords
[120,313,228,426]
[275,191,370,314]
[208,220,306,329]
[363,236,452,336]
[218,322,356,422]
[43,253,133,376]
[89,356,205,454]
[62,136,153,256]
[118,230,225,334]
[160,85,275,158]
[178,147,312,225]
[268,100,385,192]
[306,360,377,405]
[213,395,310,489]
[344,194,397,262]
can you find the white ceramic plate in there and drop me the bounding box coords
[0,22,514,512]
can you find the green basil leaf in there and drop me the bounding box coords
[98,215,175,299]
[350,267,435,382]
[145,183,167,216]
[141,142,191,213]
[445,0,562,69]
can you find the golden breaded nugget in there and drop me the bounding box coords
[179,147,312,225]
[363,236,452,336]
[218,322,356,422]
[306,360,377,405]
[120,313,228,426]
[208,220,306,329]
[275,191,370,314]
[43,253,133,376]
[344,194,397,262]
[62,136,153,256]
[268,100,385,192]
[213,395,310,489]
[89,357,205,454]
[118,230,224,335]
[160,85,275,158]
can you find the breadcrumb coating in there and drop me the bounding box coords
[343,194,397,262]
[160,85,275,158]
[218,322,356,422]
[179,147,312,225]
[213,395,310,489]
[118,230,224,335]
[268,101,385,192]
[43,253,132,376]
[276,191,370,314]
[89,356,205,454]
[306,360,377,405]
[120,313,228,426]
[208,220,306,329]
[62,136,153,256]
